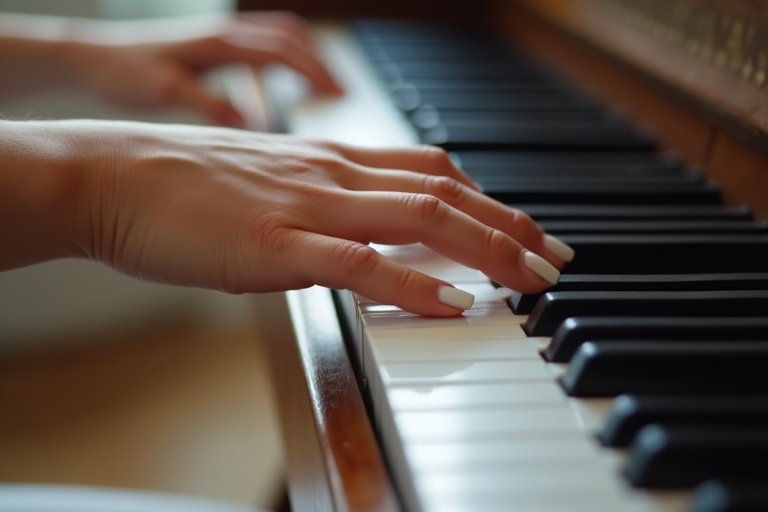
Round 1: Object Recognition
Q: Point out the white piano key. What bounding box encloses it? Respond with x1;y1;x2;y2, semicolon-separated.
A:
369;335;542;362
404;436;604;473
414;470;654;512
387;381;566;411
418;492;661;512
545;361;569;380
394;408;584;442
569;397;616;431
277;24;418;147
380;359;552;385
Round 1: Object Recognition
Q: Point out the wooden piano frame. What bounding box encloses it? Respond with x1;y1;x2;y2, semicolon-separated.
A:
244;1;768;510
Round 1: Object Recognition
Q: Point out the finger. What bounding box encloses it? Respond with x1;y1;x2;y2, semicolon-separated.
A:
309;191;560;294
222;30;344;95
162;68;245;127
351;170;574;267
290;231;474;316
330;143;482;192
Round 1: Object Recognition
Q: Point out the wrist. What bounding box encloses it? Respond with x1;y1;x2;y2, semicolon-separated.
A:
0;120;93;269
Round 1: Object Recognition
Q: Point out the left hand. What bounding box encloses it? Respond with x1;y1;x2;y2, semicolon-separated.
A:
66;12;343;127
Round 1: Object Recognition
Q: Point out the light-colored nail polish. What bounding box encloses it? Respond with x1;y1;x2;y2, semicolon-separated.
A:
438;286;475;310
544;234;575;262
523;250;560;285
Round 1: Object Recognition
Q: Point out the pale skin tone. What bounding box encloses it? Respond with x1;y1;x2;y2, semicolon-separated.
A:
0;12;571;317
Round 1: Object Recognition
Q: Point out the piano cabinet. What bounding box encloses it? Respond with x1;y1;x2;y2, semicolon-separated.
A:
242;1;768;511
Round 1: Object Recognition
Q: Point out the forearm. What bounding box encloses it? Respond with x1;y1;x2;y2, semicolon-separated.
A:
0;120;88;269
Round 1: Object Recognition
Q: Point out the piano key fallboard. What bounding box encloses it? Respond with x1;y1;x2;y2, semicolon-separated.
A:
266;20;768;512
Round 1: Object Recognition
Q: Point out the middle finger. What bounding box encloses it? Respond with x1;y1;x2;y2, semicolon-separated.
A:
347;167;574;267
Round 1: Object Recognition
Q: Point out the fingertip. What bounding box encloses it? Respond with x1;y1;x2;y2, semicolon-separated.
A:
543;234;575;263
521;249;560;286
437;285;475;310
314;76;345;97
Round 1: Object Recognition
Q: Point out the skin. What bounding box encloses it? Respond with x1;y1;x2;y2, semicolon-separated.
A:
0;12;567;317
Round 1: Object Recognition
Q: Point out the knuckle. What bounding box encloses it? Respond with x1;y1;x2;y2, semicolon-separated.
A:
293;153;351;183
484;228;512;255
401;193;449;223
418;145;453;171
503;209;532;233
251;213;294;256
503;209;541;240
394;267;420;294
424;175;465;204
332;242;380;277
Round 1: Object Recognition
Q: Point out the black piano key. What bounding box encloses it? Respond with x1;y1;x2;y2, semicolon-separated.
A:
518;204;753;221
512;273;768;315
413;109;608;132
376;62;546;84
538;220;768;235
524;290;768;337
386;75;551;91
422;122;656;151
392;83;578;111
391;83;592;115
624;425;768;488
560;341;768;397
598;394;768;447
454;150;676;170
558;234;768;274
458;155;686;181
402;91;598;113
366;44;522;64
469;170;697;183
689;480;768;512
483;182;720;204
544;316;768;362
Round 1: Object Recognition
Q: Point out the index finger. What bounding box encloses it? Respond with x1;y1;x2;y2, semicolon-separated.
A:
329;143;483;192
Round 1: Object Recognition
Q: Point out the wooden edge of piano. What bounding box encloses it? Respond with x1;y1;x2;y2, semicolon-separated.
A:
237;1;768;511
254;288;401;512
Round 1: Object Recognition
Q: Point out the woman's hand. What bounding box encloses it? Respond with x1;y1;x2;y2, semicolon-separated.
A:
1;120;573;317
0;12;342;126
67;12;343;127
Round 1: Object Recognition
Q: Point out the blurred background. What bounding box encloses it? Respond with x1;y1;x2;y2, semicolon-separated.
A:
0;0;286;510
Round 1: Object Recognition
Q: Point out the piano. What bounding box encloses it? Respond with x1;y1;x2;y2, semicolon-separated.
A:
239;1;768;510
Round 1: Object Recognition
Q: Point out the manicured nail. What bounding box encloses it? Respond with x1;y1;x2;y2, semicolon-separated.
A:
523;250;560;285
438;286;475;310
544;234;575;262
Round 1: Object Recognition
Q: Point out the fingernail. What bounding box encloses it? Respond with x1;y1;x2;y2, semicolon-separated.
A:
544;234;575;262
523;250;560;285
438;285;475;310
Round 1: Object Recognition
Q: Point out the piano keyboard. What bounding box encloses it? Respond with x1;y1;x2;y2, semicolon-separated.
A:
263;20;768;512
